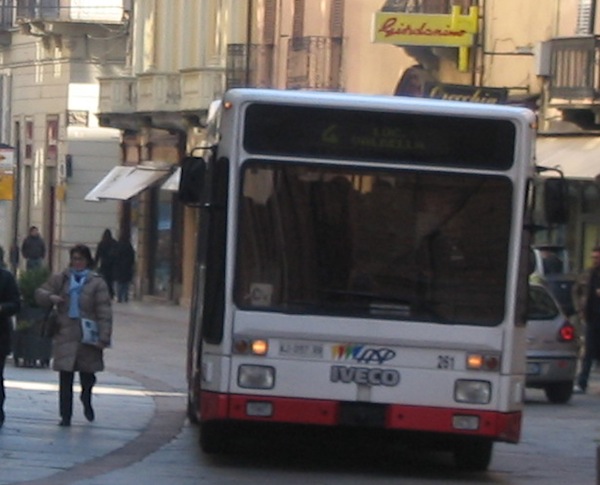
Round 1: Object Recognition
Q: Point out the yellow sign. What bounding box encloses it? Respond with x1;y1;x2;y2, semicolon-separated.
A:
372;6;478;47
0;173;13;200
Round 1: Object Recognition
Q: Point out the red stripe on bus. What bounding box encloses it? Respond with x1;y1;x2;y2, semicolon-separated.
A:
199;391;521;442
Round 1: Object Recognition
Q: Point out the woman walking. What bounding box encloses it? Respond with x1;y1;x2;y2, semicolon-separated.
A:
35;244;112;426
0;267;20;427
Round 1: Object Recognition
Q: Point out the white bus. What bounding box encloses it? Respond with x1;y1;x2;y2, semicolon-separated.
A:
180;89;564;471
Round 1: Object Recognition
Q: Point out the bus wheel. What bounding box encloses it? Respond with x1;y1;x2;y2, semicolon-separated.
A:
544;381;573;404
453;439;493;471
200;421;230;454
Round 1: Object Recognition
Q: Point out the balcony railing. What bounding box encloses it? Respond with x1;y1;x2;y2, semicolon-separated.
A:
16;0;127;23
380;0;473;13
98;76;136;114
286;36;343;91
547;36;600;105
137;73;181;113
226;43;275;89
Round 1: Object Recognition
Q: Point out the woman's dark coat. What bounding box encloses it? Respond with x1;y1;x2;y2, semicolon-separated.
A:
0;269;20;357
35;269;112;372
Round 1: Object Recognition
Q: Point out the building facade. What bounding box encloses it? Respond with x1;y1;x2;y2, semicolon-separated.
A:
97;0;415;305
373;0;600;272
1;0;128;272
6;0;597;305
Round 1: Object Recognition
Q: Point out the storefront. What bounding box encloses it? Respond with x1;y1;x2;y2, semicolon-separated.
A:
536;135;600;271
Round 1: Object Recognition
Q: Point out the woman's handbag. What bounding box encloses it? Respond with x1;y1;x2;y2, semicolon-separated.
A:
40;305;59;338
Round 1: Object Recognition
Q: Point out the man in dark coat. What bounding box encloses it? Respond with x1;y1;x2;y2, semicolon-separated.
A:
113;234;135;303
573;246;600;393
94;229;117;299
0;268;21;426
21;226;46;270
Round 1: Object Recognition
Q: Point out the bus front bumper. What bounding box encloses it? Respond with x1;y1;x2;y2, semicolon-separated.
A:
199;391;522;443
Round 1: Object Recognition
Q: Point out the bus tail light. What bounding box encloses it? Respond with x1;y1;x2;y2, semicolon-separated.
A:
238;365;275;389
466;353;500;371
454;380;491;404
233;338;269;356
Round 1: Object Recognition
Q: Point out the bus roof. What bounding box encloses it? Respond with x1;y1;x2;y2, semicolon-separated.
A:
224;88;536;123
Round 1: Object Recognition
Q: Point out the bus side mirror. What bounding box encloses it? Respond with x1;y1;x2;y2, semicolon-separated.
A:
178;156;206;206
544;177;568;225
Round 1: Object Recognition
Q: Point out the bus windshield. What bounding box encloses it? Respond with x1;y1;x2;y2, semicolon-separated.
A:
234;160;512;326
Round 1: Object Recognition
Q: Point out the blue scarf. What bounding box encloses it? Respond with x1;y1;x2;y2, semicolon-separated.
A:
68;269;89;318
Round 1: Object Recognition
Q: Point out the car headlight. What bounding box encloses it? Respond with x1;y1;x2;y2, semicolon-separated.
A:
454;379;491;404
238;365;275;389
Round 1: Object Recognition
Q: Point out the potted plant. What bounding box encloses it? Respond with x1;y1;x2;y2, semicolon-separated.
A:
12;267;52;367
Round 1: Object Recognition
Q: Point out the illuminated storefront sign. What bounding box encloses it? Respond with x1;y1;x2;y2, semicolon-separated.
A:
372;6;479;71
424;82;508;104
372;6;479;47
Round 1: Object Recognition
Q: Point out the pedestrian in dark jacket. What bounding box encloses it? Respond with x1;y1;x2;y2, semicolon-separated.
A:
113;234;135;303
94;229;117;299
0;268;21;427
573;245;600;393
21;226;46;270
35;244;112;427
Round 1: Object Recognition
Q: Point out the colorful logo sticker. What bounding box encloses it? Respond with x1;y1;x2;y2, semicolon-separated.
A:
332;344;396;365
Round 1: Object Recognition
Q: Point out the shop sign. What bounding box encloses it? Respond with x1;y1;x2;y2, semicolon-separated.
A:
0;147;14;200
424;82;508;104
372;6;478;47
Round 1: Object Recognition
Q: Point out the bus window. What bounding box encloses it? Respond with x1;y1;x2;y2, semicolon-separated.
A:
234;161;511;326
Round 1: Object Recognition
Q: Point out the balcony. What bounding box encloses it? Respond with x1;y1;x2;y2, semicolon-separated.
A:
545;36;600;126
286;36;343;91
98;76;136;114
180;67;225;113
380;0;473;13
137;72;181;113
97;76;137;130
16;0;128;23
226;43;275;89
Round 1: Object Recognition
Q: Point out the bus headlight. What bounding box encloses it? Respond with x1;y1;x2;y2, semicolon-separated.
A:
238;365;275;389
454;379;491;404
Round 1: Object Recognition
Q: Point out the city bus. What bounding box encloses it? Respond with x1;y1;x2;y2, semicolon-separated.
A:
179;88;562;471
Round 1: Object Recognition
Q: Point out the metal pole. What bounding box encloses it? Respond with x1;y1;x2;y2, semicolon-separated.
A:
245;0;253;86
11;138;20;274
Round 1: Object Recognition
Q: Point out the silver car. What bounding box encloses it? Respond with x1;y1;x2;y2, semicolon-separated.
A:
526;283;579;403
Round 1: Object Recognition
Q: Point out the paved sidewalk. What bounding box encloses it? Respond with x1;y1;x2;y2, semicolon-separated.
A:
0;301;190;485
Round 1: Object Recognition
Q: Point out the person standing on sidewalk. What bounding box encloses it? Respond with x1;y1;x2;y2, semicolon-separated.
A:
35;244;112;427
94;229;117;300
21;226;46;270
113;233;135;303
0;268;20;427
573;246;600;393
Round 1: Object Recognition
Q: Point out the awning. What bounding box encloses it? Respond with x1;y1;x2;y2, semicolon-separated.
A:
536;136;600;179
85;164;171;201
160;167;180;191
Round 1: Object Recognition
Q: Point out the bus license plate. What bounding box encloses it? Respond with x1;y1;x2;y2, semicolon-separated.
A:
527;362;541;375
339;402;386;427
279;340;324;359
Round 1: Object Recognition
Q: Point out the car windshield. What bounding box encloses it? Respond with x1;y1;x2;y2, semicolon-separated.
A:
234;160;513;326
527;285;559;320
